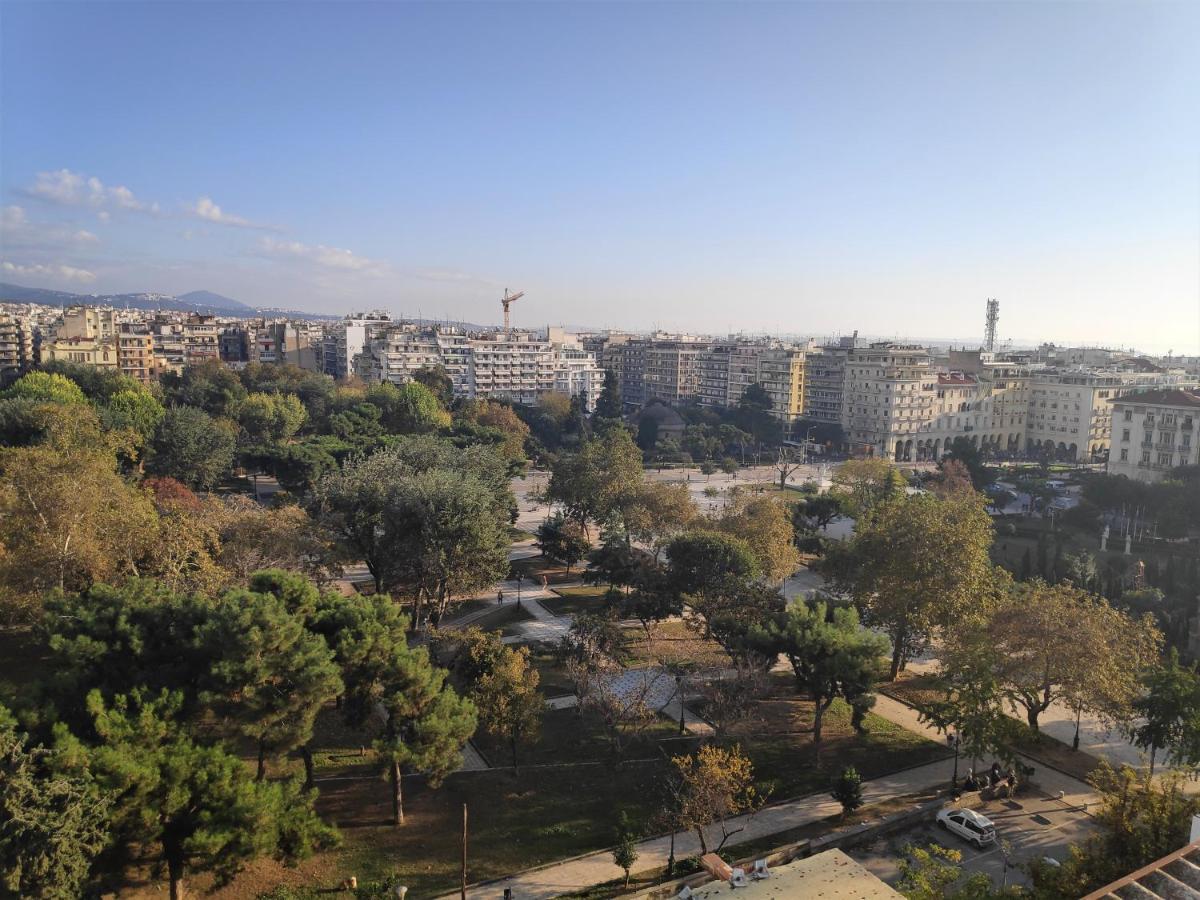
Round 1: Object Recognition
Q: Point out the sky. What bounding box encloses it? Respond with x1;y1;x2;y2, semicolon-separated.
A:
1;1;1198;353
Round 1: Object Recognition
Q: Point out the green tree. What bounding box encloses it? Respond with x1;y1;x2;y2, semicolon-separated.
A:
473;644;544;773
1;371;88;406
612;811;639;888
545;428;643;536
237;392;307;444
412;365;454;407
160;358;247;418
0;713;109;900
102;388;166;448
750;599;888;745
1128;650;1200;774
897;843;1003;900
716;495;799;582
830;766;863;819
202;589;343;783
595;369;622;420
366;381;450;434
148;405;237;490
830;458;906;516
827;492;995;681
948;579;1161;732
53;689;336;900
536;512;592;576
373;647;477;825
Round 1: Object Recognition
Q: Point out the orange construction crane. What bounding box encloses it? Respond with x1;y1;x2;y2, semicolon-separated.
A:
501;288;525;332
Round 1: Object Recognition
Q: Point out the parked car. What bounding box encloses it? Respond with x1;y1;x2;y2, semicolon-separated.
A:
936;808;997;848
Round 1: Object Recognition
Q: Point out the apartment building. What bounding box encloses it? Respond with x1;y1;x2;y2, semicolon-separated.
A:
467;334;557;406
697;343;732;408
357;325;472;397
1107;389;1200;482
42;306;120;371
552;343;606;410
803;344;851;427
757;347;806;424
842;343;935;458
117;324;157;383
0;313;34;383
321;311;391;378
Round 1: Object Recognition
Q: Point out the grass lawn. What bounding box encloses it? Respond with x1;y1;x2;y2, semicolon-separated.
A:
619;620;732;670
509;555;584;585
465;602;535;637
879;673;1103;784
542;584;616;617
728;693;949;802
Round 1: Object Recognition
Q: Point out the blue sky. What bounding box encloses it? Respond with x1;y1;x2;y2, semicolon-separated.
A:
2;1;1197;352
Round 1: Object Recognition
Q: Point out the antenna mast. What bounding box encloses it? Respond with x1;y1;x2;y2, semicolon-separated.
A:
984;298;999;352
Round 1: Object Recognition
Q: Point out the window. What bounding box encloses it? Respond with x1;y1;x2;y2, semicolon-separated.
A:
1158;452;1173;466
1120;449;1129;461
1142;450;1151;463
1124;410;1133;421
1121;429;1130;442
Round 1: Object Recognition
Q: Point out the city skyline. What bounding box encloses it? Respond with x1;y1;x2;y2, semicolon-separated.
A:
2;1;1198;352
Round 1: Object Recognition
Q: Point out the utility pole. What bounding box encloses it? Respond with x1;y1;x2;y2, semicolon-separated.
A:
461;803;468;900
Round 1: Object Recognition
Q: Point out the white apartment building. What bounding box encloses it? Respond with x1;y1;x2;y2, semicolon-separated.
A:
328;311;391;379
552;343;606;410
842;343;934;458
467;334;557;406
1107;389;1200;482
357;325;471;396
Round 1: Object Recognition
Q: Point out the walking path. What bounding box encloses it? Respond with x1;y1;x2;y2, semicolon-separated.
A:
439;757;961;900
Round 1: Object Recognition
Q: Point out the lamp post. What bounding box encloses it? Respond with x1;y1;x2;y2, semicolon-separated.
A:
675;674;686;736
516;574;523;608
947;732;961;793
804;426;816;467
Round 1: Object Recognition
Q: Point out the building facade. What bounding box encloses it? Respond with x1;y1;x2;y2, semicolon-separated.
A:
1107;389;1200;482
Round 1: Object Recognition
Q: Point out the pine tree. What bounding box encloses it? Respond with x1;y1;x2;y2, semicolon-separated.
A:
374;645;477;825
53;689;336;900
201;589;343;783
0;711;109;899
831;766;864;819
595;369;622;420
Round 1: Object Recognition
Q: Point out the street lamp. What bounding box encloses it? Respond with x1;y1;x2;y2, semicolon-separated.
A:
675;674;686;736
516;574;523;608
946;732;961;793
804;426;816;467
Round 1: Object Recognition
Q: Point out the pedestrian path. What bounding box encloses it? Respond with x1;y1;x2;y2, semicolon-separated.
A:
436;756;960;900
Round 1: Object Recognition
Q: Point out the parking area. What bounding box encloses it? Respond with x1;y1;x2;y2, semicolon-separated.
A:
848;795;1096;888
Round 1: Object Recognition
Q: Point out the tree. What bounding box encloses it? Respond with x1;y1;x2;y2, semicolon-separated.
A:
791;493;846;535
1030;762;1200;897
148;405;237;490
201;589;343;783
237;392;306;444
0;713;109;899
101;388;166;449
366;381;450;434
664;531;759;630
215;498;334;584
545;428;643;536
929;459;976;498
412;364;454;407
952;579;1162;732
897;843;1001;900
373;645;477;825
830;766;863;819
668;744;761;854
749;600;888;745
942;437;993;489
1128;651;1200;774
1;371;88;406
612;811;639;888
473;644;544;773
622;480;698;555
536;512;592;576
716;495;800;582
161;359;247;418
830;458;906;516
0;437;158;613
595;369;622;420
53;689;336;900
827;492;995;680
457;399;530;466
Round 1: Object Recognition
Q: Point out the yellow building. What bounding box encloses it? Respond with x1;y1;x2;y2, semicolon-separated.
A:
757;347;806;424
42;334;119;370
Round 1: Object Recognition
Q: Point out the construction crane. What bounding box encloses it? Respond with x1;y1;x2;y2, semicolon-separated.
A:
501;288;525;332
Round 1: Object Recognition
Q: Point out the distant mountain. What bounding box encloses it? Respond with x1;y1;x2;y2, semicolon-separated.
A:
0;282;337;320
178;290;255;312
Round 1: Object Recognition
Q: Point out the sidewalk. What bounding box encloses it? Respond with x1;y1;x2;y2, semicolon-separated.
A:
438;756;960;900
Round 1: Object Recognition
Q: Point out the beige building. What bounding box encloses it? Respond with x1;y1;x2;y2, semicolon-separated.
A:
117;325;157;383
1106;389;1200;482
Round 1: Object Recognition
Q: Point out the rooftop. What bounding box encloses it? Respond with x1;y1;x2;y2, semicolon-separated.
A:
684;849;902;899
1110;389;1200;408
1084;839;1200;899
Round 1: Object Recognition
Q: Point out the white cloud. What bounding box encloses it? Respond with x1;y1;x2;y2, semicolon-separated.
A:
0;205;102;248
97;211;111;223
257;236;388;275
1;260;97;284
28;168;156;213
190;195;264;228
